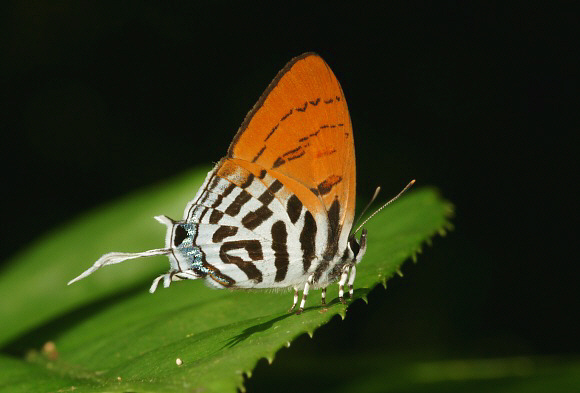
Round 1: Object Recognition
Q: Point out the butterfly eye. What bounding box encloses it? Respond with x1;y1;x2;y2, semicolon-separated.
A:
173;225;188;247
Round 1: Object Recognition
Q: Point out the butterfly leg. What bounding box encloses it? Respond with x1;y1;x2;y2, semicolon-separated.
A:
347;265;357;298
288;288;299;312
340;228;367;301
296;274;314;315
321;287;327;306
149;269;202;293
338;266;350;304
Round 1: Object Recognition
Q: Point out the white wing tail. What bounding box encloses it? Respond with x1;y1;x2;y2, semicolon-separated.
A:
67;248;172;286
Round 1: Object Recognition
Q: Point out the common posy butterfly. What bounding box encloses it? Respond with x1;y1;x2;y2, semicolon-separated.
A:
68;53;413;313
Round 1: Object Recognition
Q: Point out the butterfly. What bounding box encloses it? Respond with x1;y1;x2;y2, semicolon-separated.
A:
69;53;412;314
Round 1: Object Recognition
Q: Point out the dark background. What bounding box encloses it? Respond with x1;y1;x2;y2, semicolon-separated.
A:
1;1;576;390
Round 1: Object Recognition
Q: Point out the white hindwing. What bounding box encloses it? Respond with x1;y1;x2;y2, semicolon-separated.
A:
182;161;335;289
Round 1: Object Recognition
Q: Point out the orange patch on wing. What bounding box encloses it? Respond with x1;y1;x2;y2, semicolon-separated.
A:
227;53;356;226
315;148;337;158
315;175;343;196
216;158;238;178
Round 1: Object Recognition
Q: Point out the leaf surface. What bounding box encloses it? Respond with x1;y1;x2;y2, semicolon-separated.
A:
0;167;452;392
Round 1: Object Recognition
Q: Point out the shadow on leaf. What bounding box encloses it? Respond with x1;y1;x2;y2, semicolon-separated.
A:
1;280;151;356
224;313;295;348
224;287;370;349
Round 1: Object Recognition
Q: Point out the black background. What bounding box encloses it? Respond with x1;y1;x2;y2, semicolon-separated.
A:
1;1;576;390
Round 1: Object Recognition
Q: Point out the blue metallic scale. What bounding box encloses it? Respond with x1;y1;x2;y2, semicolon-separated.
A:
174;223;233;287
175;223;203;270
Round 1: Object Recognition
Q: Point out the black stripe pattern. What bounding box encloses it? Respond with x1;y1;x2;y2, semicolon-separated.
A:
286;195;302;224
212;226;238;243
271;221;289;282
219;240;264;283
186;181;236;287
209;210;223;224
225;190;251;216
313;198;341;281
300;211;317;273
240;180;283;230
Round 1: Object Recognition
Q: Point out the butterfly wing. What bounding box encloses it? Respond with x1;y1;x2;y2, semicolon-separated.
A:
229;53;356;258
181;160;317;288
184;53;356;288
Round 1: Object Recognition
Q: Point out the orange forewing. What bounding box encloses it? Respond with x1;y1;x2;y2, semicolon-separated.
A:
228;53;356;228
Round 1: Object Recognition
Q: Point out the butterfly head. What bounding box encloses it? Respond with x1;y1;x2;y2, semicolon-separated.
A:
155;215;206;277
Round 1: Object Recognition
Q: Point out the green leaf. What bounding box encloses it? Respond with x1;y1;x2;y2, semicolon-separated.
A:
0;167;451;392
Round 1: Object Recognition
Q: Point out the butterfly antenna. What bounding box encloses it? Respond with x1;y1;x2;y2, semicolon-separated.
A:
351;186;382;235
354;179;416;235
